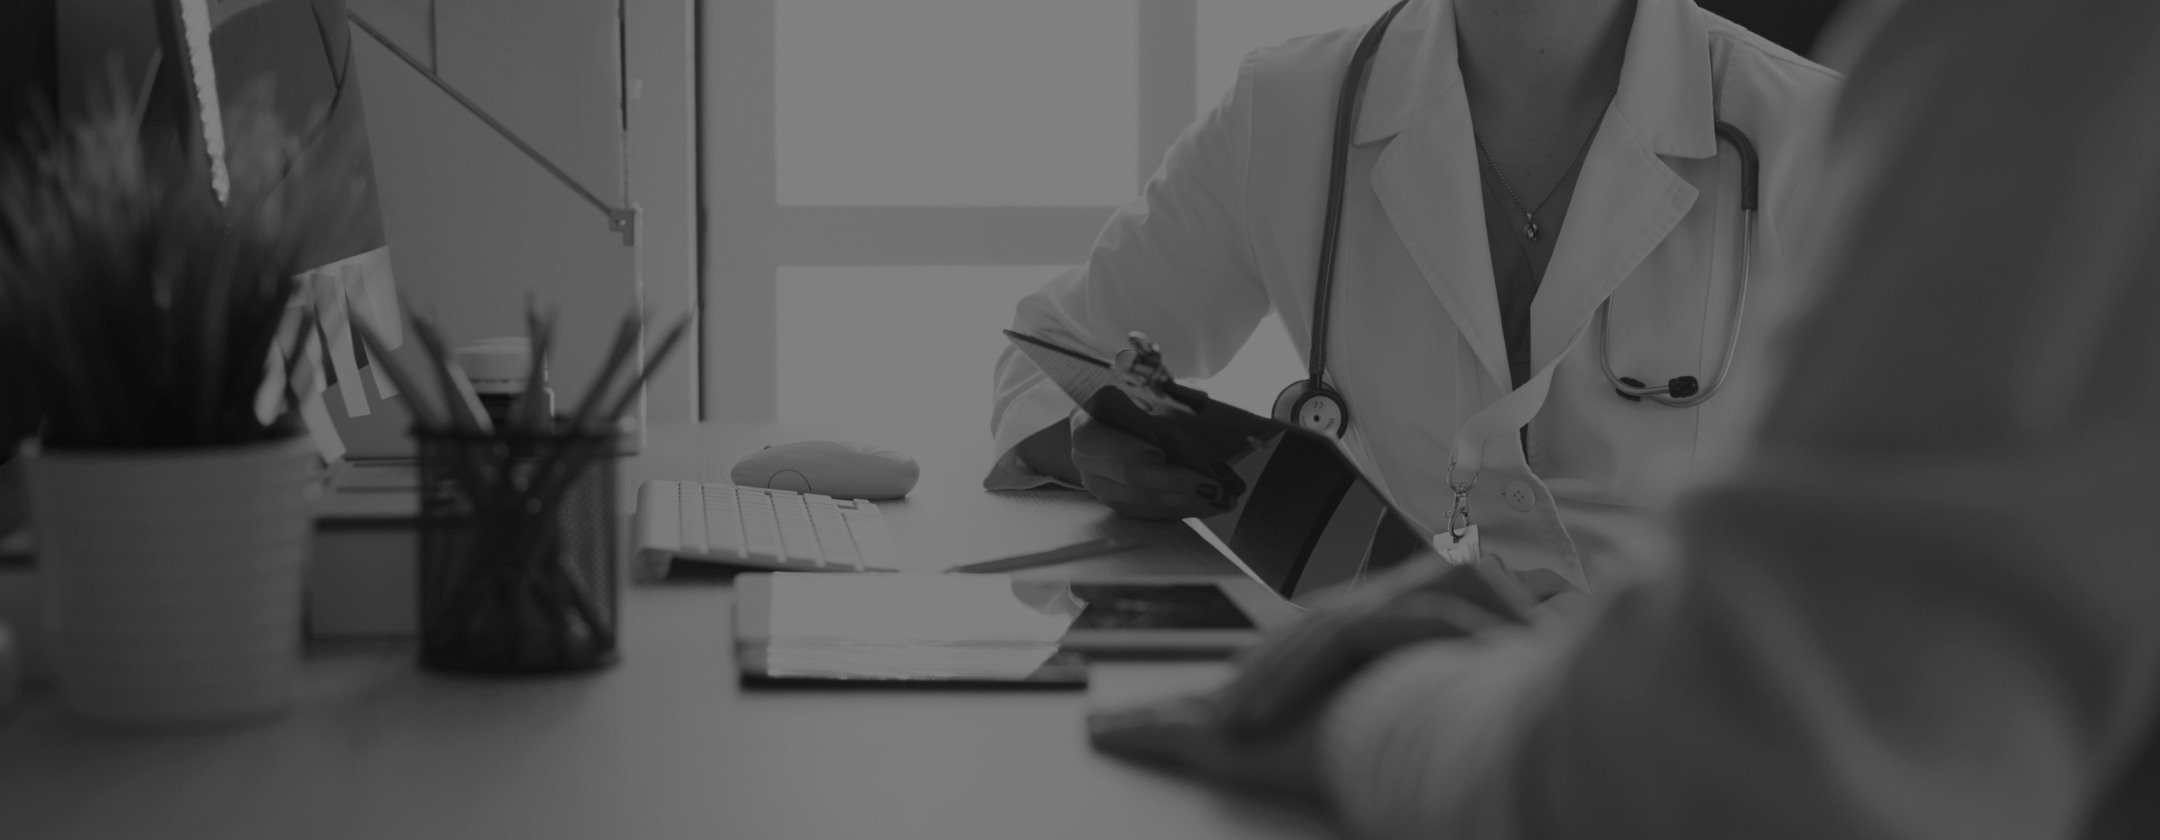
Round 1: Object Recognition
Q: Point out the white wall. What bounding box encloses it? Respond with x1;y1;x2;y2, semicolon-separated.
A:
346;24;633;437
341;0;698;454
703;0;1341;442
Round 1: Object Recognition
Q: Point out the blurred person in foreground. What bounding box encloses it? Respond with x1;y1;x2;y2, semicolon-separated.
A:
1088;0;2160;837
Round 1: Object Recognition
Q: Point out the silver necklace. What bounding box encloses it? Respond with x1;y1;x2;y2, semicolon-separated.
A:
1473;111;1607;243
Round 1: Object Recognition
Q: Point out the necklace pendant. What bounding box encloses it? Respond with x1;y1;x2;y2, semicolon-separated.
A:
1522;218;1540;241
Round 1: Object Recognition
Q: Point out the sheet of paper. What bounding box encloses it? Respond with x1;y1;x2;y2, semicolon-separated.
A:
253;305;298;425
283;313;346;463
334;462;420;492
767;573;1080;644
297;305;325;398
300;392;347;464
345;251;403;399
761;643;1064;681
314;271;370;418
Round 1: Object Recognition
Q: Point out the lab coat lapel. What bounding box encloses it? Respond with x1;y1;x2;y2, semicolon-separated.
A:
1369;97;1513;391
1527;0;1715;370
1527;118;1699;370
1352;0;1719;387
1357;0;1512;390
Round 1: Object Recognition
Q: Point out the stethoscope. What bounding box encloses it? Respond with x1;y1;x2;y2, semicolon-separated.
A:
1273;0;1761;438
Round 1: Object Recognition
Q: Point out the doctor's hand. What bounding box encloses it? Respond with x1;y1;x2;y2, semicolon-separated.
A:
1087;558;1532;795
1067;409;1236;521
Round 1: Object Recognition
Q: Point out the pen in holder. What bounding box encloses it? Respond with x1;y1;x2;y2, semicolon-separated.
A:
416;428;619;672
357;300;688;674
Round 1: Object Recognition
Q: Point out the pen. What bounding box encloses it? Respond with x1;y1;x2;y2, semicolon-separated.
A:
946;537;1145;575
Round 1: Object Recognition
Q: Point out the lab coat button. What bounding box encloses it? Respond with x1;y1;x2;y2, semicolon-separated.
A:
1503;480;1536;512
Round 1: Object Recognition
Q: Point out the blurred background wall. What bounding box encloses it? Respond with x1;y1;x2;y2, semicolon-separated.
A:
705;0;1847;457
1702;0;1847;55
2;0;1842;462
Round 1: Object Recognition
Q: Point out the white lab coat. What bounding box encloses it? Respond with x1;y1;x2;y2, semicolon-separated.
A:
990;0;1841;592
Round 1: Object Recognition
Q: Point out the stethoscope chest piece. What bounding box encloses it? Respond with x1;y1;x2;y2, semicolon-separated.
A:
1274;380;1349;437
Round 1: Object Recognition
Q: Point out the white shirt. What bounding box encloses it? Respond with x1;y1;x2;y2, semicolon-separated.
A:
988;0;1840;593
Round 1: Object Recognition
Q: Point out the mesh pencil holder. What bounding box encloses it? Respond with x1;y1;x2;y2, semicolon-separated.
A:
416;429;620;674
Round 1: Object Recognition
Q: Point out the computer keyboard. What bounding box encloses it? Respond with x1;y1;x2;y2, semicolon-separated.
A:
634;480;905;578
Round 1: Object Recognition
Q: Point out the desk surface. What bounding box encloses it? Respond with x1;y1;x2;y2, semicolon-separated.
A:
0;424;1336;840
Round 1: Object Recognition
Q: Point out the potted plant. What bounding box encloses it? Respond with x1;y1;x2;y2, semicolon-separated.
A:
0;87;357;728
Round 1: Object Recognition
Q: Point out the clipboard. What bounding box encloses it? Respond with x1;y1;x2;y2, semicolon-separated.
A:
1004;329;1282;497
1004;329;1458;601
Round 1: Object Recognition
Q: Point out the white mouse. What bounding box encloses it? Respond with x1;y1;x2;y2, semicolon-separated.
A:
730;440;919;500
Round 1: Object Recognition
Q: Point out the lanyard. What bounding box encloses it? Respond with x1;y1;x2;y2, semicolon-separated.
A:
1442;323;1591;549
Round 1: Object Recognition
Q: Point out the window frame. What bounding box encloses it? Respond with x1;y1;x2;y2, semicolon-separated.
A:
698;0;1197;421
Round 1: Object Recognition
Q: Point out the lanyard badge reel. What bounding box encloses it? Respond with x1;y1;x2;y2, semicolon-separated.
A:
1437;465;1480;566
1431;325;1589;570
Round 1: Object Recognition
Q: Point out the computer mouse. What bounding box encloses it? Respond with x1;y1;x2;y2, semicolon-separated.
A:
730;440;919;500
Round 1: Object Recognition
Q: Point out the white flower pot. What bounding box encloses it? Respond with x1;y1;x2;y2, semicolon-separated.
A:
25;436;315;729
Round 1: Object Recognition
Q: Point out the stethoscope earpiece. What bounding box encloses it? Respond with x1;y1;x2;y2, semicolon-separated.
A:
1613;375;1701;403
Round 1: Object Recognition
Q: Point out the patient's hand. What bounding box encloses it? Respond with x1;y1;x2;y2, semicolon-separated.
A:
1086;558;1531;796
1086;689;1328;803
1217;558;1530;734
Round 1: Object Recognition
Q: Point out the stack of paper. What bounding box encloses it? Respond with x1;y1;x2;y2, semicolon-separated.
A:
753;574;1085;680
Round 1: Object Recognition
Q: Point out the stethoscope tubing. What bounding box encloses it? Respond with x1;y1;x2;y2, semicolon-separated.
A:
1303;0;1407;393
1598;204;1753;407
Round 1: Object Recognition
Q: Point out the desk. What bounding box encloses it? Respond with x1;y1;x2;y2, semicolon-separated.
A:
0;424;1337;840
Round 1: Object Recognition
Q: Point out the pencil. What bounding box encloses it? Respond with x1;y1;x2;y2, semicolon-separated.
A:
946;537;1145;575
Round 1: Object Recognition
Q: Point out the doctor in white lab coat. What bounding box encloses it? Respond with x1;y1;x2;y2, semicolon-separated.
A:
1087;2;2160;836
989;0;1840;592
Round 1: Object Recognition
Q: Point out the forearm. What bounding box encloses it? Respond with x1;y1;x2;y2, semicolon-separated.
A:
1318;437;2160;840
986;336;1084;490
1320;628;1563;839
1014;420;1080;486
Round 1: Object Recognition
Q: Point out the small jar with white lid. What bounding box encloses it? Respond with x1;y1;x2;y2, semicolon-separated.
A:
457;337;553;429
